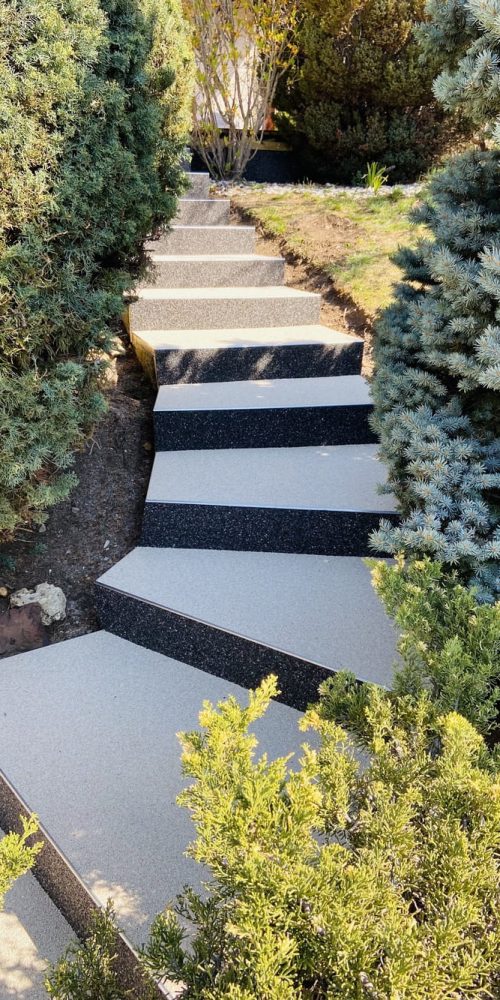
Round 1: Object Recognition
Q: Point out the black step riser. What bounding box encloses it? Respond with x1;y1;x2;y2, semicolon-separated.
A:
95;584;349;712
152;342;363;385
141;503;397;555
154;405;376;450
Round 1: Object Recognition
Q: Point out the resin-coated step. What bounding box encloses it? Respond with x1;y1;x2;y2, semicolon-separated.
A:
96;548;397;705
153;375;375;448
0;632;303;945
129;286;321;332
184;172;210;199
132;325;363;385
141;444;397;554
175;198;230;226
0;857;74;1000
145;224;255;255
143;253;285;288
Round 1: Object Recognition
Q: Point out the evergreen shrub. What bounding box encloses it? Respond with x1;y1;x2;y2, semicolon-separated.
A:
277;0;466;183
45;902;127;1000
0;0;191;535
371;0;500;601
140;676;500;998
0;815;42;908
370;556;500;735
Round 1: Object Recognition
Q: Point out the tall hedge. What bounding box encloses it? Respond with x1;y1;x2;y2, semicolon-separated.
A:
371;0;500;601
277;0;465;183
0;0;191;535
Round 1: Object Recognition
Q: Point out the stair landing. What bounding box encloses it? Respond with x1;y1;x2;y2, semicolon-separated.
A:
0;631;305;946
0;856;74;999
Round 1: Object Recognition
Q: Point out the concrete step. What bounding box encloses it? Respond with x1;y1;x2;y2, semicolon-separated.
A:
96;548;397;705
141;444;397;555
129;286;321;332
153;375;375;449
0;632;303;946
146;224;255;256
184;172;211;199
132;325;364;385
0;856;74;1000
176;198;230;226
144;254;285;288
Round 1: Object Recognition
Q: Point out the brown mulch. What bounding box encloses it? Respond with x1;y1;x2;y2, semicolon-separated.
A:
0;334;155;656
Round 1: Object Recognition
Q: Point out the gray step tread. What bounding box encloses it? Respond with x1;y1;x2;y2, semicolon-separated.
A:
135;324;361;352
171;224;254;233
149;253;284;263
0;632;302;944
98;548;396;687
135;285;320;302
0;854;75;999
154;374;370;411
146;444;395;512
177;197;229;207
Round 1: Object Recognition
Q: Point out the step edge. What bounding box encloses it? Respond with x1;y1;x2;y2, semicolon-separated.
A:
133;286;322;300
153;398;373;414
0;767;169;999
143;496;398;515
148;254;285;263
96;578;387;686
132;327;364;346
170;224;255;232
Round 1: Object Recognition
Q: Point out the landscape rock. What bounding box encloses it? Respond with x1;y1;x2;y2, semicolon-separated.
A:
11;582;67;625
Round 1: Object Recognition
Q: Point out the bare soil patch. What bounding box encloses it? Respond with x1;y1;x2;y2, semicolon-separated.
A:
232;203;375;374
0;335;155;656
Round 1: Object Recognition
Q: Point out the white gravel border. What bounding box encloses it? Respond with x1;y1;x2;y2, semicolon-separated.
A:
214;180;424;199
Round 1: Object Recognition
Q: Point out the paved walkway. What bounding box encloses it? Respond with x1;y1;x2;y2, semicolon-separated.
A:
1;174;398;983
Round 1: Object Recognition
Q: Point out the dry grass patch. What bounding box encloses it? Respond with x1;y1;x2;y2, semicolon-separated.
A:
231;188;425;317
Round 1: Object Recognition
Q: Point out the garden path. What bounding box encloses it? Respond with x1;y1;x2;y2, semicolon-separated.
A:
0;175;398;996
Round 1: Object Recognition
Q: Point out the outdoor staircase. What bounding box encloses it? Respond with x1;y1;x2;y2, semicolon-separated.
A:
0;173;399;994
102;171;398;704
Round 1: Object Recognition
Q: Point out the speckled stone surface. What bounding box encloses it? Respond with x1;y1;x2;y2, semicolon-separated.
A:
175;198;230;226
0;771;160;998
143;254;285;289
184;173;210;199
141;444;397;553
0;633;305;943
0;850;74;1000
154;400;375;449
155;374;371;411
145;224;255;255
130;286;321;332
153;375;373;449
141;501;397;555
146;444;393;508
130;325;363;384
96;547;397;698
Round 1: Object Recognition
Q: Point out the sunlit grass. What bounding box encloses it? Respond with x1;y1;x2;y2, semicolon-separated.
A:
232;188;426;316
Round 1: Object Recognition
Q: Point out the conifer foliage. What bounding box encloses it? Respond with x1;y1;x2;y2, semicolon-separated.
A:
0;0;191;535
0;815;42;909
371;0;500;600
141;677;500;999
278;0;463;183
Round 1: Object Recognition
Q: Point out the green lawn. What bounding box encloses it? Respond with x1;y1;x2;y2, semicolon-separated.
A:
231;188;426;316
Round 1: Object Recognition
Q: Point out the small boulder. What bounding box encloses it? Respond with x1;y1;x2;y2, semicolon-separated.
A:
11;582;67;625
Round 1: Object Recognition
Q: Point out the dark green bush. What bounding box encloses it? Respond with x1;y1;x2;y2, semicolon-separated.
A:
140;676;500;998
277;0;467;183
0;0;191;535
